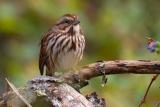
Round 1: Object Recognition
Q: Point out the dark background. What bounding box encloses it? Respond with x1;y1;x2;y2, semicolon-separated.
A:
0;0;160;106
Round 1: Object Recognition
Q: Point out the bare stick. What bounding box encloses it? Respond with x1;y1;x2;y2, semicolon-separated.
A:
1;60;160;107
63;60;160;84
138;74;159;107
5;78;32;107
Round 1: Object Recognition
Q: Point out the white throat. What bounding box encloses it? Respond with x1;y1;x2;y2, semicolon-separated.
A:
73;24;80;33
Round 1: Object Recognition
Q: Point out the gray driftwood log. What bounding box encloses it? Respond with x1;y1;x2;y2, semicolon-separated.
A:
1;60;160;107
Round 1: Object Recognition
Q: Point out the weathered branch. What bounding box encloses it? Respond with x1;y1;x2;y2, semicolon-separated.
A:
1;60;160;107
0;76;105;107
63;60;160;88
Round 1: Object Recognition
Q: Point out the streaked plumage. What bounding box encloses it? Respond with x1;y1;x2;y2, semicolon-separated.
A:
39;14;85;76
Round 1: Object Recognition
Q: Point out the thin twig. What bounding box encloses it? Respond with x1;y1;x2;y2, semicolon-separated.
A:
5;78;32;107
138;74;159;107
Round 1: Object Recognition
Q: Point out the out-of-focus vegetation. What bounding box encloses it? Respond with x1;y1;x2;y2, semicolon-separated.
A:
0;0;160;106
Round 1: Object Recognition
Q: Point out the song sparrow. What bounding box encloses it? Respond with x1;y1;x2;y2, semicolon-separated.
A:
39;14;85;76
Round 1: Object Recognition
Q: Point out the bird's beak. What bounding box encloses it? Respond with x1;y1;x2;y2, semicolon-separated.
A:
73;20;80;25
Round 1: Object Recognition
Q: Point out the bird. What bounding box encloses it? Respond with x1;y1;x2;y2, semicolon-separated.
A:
39;14;85;76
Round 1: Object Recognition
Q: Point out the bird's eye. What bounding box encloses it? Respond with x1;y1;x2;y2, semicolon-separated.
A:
64;20;70;24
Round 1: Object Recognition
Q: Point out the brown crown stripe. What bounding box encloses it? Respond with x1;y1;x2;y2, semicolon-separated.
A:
63;14;78;20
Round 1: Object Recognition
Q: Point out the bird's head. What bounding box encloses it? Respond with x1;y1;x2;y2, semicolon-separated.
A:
55;14;81;34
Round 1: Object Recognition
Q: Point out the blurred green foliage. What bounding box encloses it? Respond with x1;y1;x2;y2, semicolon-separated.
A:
0;0;160;107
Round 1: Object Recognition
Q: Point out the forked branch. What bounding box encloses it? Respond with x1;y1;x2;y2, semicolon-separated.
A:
1;60;160;107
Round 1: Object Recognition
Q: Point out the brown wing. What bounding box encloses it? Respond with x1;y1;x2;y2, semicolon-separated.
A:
39;28;57;75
